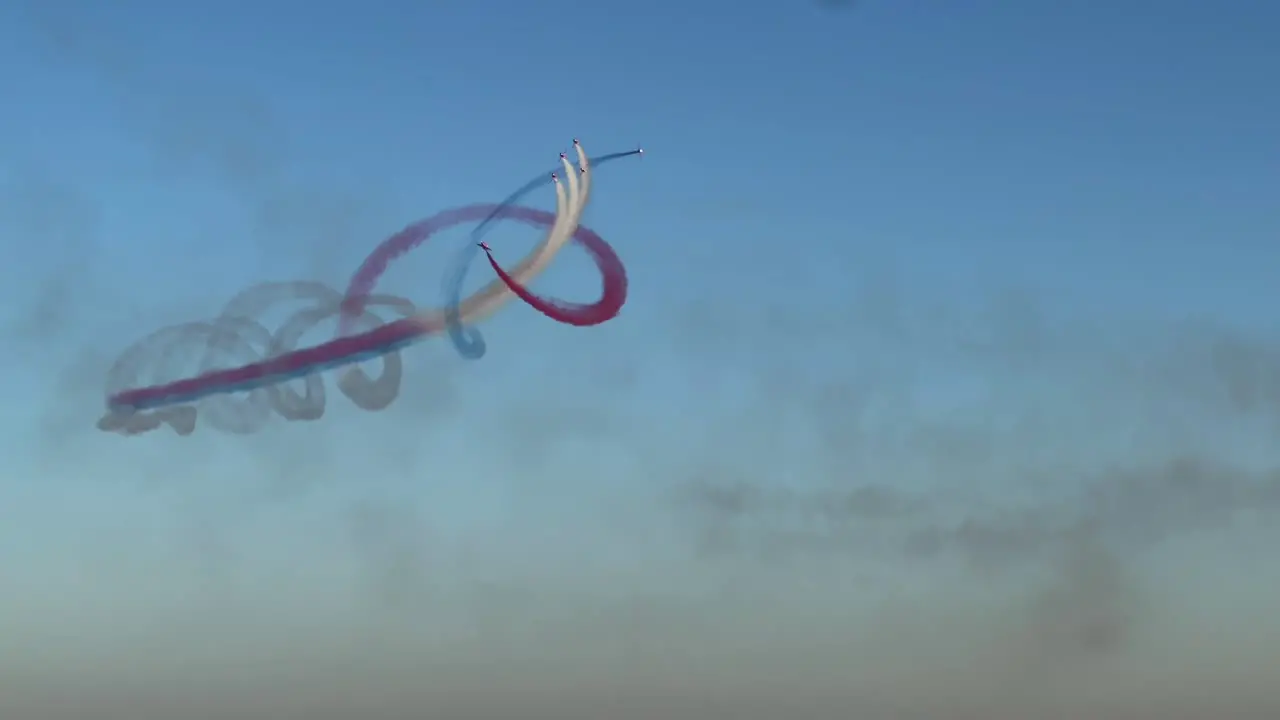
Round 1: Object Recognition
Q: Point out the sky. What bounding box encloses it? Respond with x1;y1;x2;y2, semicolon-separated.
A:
0;0;1278;717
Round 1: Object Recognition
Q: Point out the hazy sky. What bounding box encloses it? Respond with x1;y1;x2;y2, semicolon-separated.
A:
1;1;1278;718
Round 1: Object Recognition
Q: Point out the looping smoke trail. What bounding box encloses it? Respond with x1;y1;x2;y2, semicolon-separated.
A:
442;146;643;359
96;282;420;436
98;141;630;437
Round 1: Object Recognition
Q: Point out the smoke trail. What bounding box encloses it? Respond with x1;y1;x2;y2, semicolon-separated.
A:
480;225;628;326
339;149;586;337
96;142;637;436
444;147;643;358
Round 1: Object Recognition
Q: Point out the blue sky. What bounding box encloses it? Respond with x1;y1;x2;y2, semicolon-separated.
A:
1;1;1278;717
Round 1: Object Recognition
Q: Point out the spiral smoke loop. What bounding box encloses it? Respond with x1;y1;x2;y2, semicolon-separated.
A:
96;144;597;437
